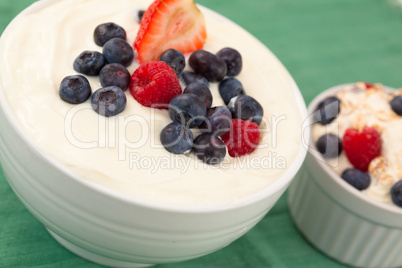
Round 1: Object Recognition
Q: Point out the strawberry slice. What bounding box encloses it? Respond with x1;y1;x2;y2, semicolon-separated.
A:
135;0;207;63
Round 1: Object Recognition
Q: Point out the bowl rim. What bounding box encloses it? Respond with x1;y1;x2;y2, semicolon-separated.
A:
307;82;402;215
0;0;309;213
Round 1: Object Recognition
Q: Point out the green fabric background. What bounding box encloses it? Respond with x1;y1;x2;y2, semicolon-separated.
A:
1;0;402;267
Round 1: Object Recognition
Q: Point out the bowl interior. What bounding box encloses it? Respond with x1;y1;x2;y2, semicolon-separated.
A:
0;0;309;213
307;83;402;215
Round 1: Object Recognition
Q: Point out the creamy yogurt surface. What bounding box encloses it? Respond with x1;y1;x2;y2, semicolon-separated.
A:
312;83;402;205
0;0;303;206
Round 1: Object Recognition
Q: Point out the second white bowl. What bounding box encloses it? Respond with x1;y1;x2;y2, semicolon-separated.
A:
288;84;402;268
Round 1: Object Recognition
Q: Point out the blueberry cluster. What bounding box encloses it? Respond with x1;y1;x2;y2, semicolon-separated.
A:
185;48;264;126
314;93;402;207
160;67;229;164
314;96;368;190
160;47;263;165
59;22;133;117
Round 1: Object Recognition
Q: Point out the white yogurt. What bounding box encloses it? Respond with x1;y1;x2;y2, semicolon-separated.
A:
312;84;402;204
0;0;303;206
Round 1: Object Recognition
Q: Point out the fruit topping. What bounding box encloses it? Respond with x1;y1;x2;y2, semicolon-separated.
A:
363;82;375;89
94;22;126;47
158;49;186;77
314;96;341;125
183;82;212;109
316;134;342;158
160;121;193;154
390;95;402;116
188;50;227;82
221;119;260;157
103;38;134;67
342;126;382;172
341;168;371;190
228;95;264;126
391;180;402;207
219;78;245;105
73;50;106;76
59;75;91;104
100;63;131;91
91;86;127;117
216;47;242;76
181;71;209;86
199;106;232;136
129;61;182;108
168;93;206;128
134;0;207;63
193;133;226;165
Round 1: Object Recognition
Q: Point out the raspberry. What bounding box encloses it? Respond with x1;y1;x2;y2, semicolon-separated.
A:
364;82;375;89
221;119;260;157
342;126;382;172
355;82;376;90
129;61;182;108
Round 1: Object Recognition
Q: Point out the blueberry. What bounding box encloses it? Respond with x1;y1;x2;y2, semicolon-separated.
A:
59;75;91;104
73;51;106;76
159;49;186;77
199;106;232;136
94;22;126;47
189;50;227;82
316;134;342;158
99;63;131;91
229;95;264;126
181;71;209;86
341;168;370;190
314;96;341;125
216;47;242;76
169;93;206;128
193;133;226;165
160;121;193;154
103;38;134;67
219;78;245;105
137;10;145;23
91;86;126;117
391;180;402;207
183;82;212;109
390;95;402;116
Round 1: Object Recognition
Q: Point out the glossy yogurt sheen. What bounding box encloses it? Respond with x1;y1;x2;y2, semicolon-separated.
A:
0;0;302;206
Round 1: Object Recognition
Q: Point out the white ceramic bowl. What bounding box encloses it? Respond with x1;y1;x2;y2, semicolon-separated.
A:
288;84;402;268
0;1;308;267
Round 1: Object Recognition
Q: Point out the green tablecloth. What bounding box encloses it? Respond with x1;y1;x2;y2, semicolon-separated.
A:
1;0;402;267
